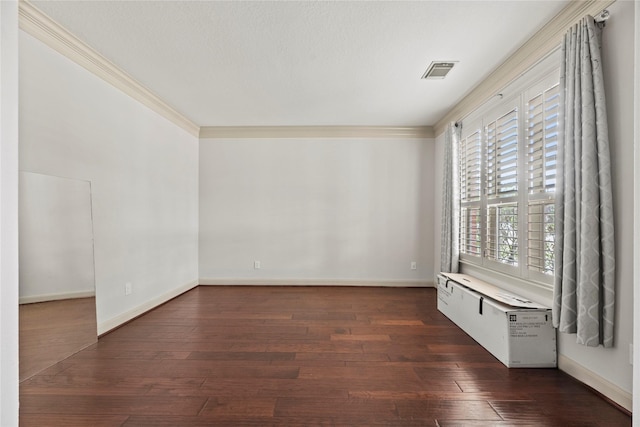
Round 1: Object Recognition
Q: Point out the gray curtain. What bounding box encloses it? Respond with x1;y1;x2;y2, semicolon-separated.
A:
553;16;615;347
440;123;460;273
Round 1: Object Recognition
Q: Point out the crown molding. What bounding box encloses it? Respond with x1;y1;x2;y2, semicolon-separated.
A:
199;126;434;139
17;0;433;141
434;0;616;136
18;0;200;137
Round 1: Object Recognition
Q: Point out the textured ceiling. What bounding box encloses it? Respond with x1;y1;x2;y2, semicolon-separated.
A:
31;1;570;127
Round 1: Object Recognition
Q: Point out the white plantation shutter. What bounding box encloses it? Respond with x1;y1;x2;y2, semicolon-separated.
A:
527;202;555;273
485;108;519;266
486;203;519;265
486;109;518;198
460;131;482;203
460;207;481;257
526;83;559;274
527;83;559;195
459;129;482;257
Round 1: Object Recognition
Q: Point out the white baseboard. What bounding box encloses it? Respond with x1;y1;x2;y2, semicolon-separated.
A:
558;354;632;412
198;278;434;287
97;280;198;336
19;290;95;305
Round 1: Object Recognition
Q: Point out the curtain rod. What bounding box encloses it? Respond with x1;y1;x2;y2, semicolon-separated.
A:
453;9;609;129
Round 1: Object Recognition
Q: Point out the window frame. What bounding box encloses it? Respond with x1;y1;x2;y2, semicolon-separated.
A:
457;52;560;290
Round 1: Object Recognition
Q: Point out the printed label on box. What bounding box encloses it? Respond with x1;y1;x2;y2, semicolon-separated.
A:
508;314;549;339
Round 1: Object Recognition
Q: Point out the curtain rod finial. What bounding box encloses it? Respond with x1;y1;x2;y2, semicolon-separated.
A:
595;9;609;23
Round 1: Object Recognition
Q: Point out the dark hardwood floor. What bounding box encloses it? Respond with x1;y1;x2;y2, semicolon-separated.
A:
19;286;631;426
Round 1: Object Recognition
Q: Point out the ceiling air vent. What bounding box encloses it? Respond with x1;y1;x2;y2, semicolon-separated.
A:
422;61;457;79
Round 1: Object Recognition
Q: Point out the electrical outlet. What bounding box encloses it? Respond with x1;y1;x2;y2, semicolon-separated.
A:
410;261;417;270
254;260;261;269
125;282;132;296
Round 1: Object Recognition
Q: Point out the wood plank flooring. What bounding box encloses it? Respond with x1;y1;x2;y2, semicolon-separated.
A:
19;297;97;381
19;286;631;426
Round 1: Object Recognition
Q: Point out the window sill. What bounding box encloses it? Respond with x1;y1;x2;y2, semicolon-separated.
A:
456;260;553;307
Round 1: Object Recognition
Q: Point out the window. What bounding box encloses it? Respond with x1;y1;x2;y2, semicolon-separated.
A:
526;82;559;276
485;108;519;265
459;130;481;257
458;65;559;286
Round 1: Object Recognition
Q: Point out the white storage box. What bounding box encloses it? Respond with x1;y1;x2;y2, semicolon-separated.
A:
437;273;556;368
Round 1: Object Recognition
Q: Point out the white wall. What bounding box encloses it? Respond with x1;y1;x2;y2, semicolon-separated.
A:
200;137;435;285
433;0;635;410
19;31;199;334
0;1;19;425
